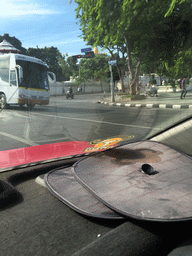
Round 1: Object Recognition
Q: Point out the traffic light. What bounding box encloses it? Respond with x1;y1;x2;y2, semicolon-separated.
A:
72;54;83;61
85;51;95;58
72;52;94;60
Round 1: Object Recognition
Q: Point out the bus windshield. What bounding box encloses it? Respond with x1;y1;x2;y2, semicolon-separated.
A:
16;60;49;90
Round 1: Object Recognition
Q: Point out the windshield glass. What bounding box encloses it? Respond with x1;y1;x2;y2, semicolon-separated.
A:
0;1;191;157
16;60;49;90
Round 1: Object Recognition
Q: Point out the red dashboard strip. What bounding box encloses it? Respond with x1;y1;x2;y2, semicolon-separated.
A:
0;141;89;169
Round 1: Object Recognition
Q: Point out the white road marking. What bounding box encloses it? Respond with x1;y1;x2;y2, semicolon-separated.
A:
29;112;160;130
146;104;153;108
172;105;181;109
24;121;31;142
159;104;166;108
0;131;38;146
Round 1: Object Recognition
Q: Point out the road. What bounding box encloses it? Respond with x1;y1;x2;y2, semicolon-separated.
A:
0;93;191;151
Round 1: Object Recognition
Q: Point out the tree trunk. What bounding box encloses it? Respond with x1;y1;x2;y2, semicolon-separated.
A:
117;66;125;92
120;68;125;92
136;63;140;93
100;81;103;92
130;61;140;95
120;73;125;92
130;83;136;95
124;33;136;95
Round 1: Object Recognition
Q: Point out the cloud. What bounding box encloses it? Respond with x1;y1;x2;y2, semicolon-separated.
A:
53;38;83;46
22;35;83;49
35;38;83;48
0;0;60;17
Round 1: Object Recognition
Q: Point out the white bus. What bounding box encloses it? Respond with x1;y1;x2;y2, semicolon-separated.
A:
0;53;56;109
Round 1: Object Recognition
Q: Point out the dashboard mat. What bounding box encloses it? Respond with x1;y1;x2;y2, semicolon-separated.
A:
72;141;192;222
44;167;123;219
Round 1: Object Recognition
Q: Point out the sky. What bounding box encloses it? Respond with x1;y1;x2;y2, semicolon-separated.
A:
0;0;93;56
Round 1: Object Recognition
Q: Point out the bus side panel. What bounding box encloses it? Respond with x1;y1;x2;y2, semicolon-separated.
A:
18;87;50;105
0;55;19;104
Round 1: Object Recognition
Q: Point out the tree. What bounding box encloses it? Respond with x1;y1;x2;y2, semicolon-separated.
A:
27;46;64;81
58;53;71;81
165;0;191;16
75;0;192;95
66;56;79;78
73;54;109;89
160;48;192;80
173;49;192;78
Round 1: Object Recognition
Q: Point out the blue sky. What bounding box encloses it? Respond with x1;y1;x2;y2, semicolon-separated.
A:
0;0;93;56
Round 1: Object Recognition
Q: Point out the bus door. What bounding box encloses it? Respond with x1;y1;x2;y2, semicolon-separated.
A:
8;69;18;103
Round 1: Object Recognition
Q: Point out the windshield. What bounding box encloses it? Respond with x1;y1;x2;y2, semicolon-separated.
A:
16;60;49;90
0;0;190;156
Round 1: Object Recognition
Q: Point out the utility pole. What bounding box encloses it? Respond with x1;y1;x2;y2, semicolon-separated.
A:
109;65;115;102
108;60;117;103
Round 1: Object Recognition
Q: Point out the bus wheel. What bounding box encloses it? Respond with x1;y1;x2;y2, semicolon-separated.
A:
0;94;6;109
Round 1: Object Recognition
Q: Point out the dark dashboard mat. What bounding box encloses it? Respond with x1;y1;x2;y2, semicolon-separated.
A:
45;167;123;219
73;141;192;222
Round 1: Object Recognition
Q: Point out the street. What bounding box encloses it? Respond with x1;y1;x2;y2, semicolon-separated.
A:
0;92;192;151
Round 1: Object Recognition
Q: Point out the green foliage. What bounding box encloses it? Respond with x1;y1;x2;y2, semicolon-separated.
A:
165;0;190;17
172;49;192;78
150;79;157;85
75;0;192;94
75;54;109;84
157;47;192;80
58;54;79;81
75;0;192;95
73;77;81;86
169;79;176;87
186;78;190;84
27;46;64;81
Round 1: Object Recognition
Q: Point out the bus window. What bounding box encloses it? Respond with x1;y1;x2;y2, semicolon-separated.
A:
0;58;10;83
0;69;9;83
10;70;17;86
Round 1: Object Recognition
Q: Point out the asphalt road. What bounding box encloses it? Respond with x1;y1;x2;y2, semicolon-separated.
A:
0;93;192;151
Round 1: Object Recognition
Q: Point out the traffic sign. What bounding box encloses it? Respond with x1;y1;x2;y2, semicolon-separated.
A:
81;47;92;53
85;51;94;58
108;60;117;66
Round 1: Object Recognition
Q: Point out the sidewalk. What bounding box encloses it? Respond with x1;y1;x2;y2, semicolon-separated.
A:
98;91;192;109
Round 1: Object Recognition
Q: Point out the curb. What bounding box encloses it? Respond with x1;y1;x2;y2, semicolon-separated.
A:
97;101;192;109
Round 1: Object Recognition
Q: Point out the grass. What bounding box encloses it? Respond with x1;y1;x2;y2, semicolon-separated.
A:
118;94;146;101
116;92;129;96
